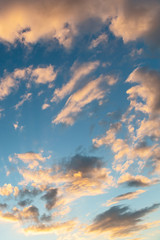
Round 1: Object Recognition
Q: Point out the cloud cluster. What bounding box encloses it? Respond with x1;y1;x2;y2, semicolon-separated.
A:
19;154;113;198
0;0;159;47
0;65;57;100
10;151;47;169
0;184;19;197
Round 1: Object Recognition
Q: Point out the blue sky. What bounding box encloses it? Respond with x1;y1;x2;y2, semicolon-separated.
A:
0;0;160;239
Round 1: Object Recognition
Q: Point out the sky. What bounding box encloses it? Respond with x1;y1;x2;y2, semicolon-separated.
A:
0;0;160;239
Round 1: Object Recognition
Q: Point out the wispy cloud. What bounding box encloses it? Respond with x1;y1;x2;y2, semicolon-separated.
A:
105;190;146;206
89;33;108;49
53;75;108;125
51;61;99;102
15;92;32;110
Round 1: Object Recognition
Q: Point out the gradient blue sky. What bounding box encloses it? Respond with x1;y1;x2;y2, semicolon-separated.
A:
0;0;160;239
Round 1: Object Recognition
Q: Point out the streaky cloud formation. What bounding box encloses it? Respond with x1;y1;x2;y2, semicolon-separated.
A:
88;204;160;238
105;189;146;206
53;75;113;125
52;61;100;102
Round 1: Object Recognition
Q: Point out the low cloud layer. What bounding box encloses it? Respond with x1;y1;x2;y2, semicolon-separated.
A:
0;0;160;47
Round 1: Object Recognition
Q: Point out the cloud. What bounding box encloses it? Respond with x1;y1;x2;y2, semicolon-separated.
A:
52;75;108;125
118;173;159;187
18;199;32;207
24;220;77;234
19;168;54;189
110;0;160;46
126;67;160;116
0;205;39;223
19;205;39;222
18;154;113;200
0;74;18;100
12;151;46;169
89;33;108;49
51;61;99;102
0;0;159;47
0;0;114;46
15;92;32;110
0;184;19;196
13;121;24;131
93;122;121;147
41;188;58;210
136;119;160;140
0;65;57;100
18;187;42;199
0;203;8;209
66;154;103;176
88;204;160;238
42;103;50;110
60;154;113;199
30;65;57;84
106;189;146;206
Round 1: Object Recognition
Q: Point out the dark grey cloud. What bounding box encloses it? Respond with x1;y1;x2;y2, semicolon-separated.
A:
124;179;159;188
18;199;32;207
126;180;151;187
88;204;160;237
41;188;58;210
0;203;8;209
66;154;103;177
18;187;42;198
40;213;52;222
